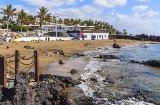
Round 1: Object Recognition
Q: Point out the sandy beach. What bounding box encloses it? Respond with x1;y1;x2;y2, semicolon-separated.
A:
0;39;160;74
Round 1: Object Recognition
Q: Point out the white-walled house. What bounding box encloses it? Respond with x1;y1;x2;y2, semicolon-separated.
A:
67;31;109;40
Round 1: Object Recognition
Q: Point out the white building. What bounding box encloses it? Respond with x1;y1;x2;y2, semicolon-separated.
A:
67;30;109;40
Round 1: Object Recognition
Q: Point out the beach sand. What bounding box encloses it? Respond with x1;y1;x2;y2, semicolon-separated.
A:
0;39;159;74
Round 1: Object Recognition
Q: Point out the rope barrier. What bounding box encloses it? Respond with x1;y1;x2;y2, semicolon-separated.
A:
18;61;34;72
7;60;15;63
7;64;15;70
6;54;15;58
25;63;35;72
19;59;35;66
18;53;35;60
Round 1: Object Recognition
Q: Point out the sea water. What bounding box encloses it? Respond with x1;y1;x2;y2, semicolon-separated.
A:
77;44;160;105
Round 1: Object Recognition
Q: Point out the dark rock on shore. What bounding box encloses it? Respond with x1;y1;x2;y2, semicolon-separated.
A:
70;69;78;75
144;60;160;67
113;43;121;48
73;52;86;57
110;34;160;42
129;60;160;67
135;90;147;101
100;54;119;59
0;72;75;105
89;77;98;82
59;60;64;65
73;96;95;105
24;45;34;49
39;74;75;87
129;60;142;64
94;54;119;59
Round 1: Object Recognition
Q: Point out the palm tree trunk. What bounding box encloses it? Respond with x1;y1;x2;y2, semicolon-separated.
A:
27;25;29;36
21;25;22;36
7;22;9;35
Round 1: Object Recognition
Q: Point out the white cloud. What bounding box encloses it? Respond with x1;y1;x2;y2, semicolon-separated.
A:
93;0;127;8
50;5;103;20
141;10;159;18
132;5;159;18
21;0;76;7
136;0;151;2
13;5;30;14
132;5;148;13
106;11;160;35
79;0;85;2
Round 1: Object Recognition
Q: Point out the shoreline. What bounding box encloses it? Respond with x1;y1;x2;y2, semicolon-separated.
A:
1;40;160;104
69;43;160;105
1;39;160;74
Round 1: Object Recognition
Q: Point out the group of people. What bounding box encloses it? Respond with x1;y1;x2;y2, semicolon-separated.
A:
38;37;50;41
45;37;50;41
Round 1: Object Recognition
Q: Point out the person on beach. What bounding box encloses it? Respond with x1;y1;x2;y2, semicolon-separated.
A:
45;37;47;41
48;37;50;41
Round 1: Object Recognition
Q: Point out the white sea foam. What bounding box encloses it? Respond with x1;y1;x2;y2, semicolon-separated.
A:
117;98;155;105
77;49;156;105
77;60;106;97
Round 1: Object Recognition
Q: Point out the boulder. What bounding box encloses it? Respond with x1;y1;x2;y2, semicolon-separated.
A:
89;77;98;82
113;43;121;48
144;60;160;67
70;69;78;75
59;60;64;65
0;72;74;104
99;54;119;59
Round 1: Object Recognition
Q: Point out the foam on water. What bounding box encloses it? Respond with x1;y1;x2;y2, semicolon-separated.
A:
77;46;158;105
77;60;106;97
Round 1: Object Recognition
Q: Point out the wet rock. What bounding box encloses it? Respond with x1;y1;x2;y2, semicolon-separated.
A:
113;43;121;48
73;52;86;57
74;96;95;105
89;77;98;82
93;91;105;98
108;80;115;84
0;72;74;105
59;60;64;65
140;45;148;48
97;70;101;73
129;60;142;64
108;98;116;104
135;90;147;101
144;60;160;67
77;78;86;83
94;54;119;59
70;69;78;75
130;60;160;67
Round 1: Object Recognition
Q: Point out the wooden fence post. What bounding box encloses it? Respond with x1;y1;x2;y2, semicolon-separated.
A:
15;50;19;74
0;56;7;87
34;51;39;82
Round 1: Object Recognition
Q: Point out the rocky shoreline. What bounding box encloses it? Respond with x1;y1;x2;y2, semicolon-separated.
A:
1;43;160;105
0;72;76;105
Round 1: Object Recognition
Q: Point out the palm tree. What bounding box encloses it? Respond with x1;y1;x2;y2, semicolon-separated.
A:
64;18;70;26
123;29;127;35
115;30;121;35
0;4;17;34
26;15;36;35
37;6;51;29
26;15;36;25
17;9;27;34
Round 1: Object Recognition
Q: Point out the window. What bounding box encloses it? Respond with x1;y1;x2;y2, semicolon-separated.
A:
105;35;106;38
99;35;101;38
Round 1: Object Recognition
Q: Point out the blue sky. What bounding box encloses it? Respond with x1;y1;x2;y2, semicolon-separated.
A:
1;0;160;35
